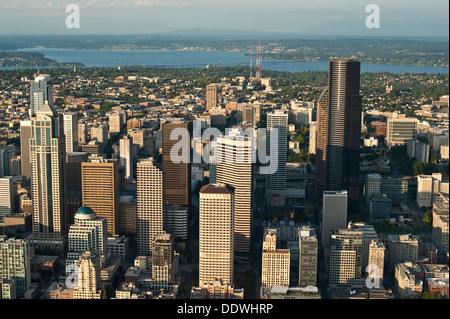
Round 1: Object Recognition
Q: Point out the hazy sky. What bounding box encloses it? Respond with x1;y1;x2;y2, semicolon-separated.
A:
0;0;448;38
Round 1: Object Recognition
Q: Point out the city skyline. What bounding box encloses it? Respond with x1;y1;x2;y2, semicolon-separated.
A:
0;10;448;303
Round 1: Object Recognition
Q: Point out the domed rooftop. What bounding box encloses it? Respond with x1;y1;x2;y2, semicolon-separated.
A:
75;206;96;220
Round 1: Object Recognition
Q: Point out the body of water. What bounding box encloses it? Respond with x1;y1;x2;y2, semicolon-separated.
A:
4;48;449;74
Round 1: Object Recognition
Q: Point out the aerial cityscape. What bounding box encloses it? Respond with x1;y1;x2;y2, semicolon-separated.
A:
0;0;448;310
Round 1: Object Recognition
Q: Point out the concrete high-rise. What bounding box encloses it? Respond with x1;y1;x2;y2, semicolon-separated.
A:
29;103;66;252
365;173;382;205
368;240;386;286
417;173;443;209
308;121;317;154
216;128;253;253
136;158;164;256
206;84;218;109
81;155;120;236
78;120;88;146
152;232;176;290
0;236;32;298
199;183;234;286
329;228;363;289
298;226;318;288
322;190;348;248
266;109;288;205
315;59;363;213
29;74;53;117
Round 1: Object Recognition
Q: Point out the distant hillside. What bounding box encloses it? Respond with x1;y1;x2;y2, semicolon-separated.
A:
0;51;84;68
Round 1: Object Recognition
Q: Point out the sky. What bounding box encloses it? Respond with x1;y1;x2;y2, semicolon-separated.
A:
0;0;448;38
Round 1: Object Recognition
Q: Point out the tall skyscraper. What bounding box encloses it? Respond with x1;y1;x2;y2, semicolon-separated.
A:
136;158;164;256
215;128;253;253
120;135;134;180
315;58;362;213
368;240;385;286
29;74;53;117
162;120;190;210
63;113;79;154
81;155;120;236
19;120;32;188
206;84;218;109
0;236;32;298
322;190;348;248
365;173;382;205
199;183;234;286
266;109;288;205
65;152;88;226
29;103;66;251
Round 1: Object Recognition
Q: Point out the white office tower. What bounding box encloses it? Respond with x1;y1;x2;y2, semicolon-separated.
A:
63;113;79;153
137;158;163;256
365;173;382;205
199;183;234;286
120;135;134;180
29;74;53;117
29;103;66;252
266;109;288;206
67;206;109;267
215;127;254;253
152;232;176;290
0;177;14;222
417;173;443;208
322;190;348;247
90;124;108;149
261;229;290;296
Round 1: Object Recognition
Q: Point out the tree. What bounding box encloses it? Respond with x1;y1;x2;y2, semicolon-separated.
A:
423;208;433;230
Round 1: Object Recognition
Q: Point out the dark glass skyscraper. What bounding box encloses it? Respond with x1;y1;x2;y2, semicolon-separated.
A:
315;58;362;214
